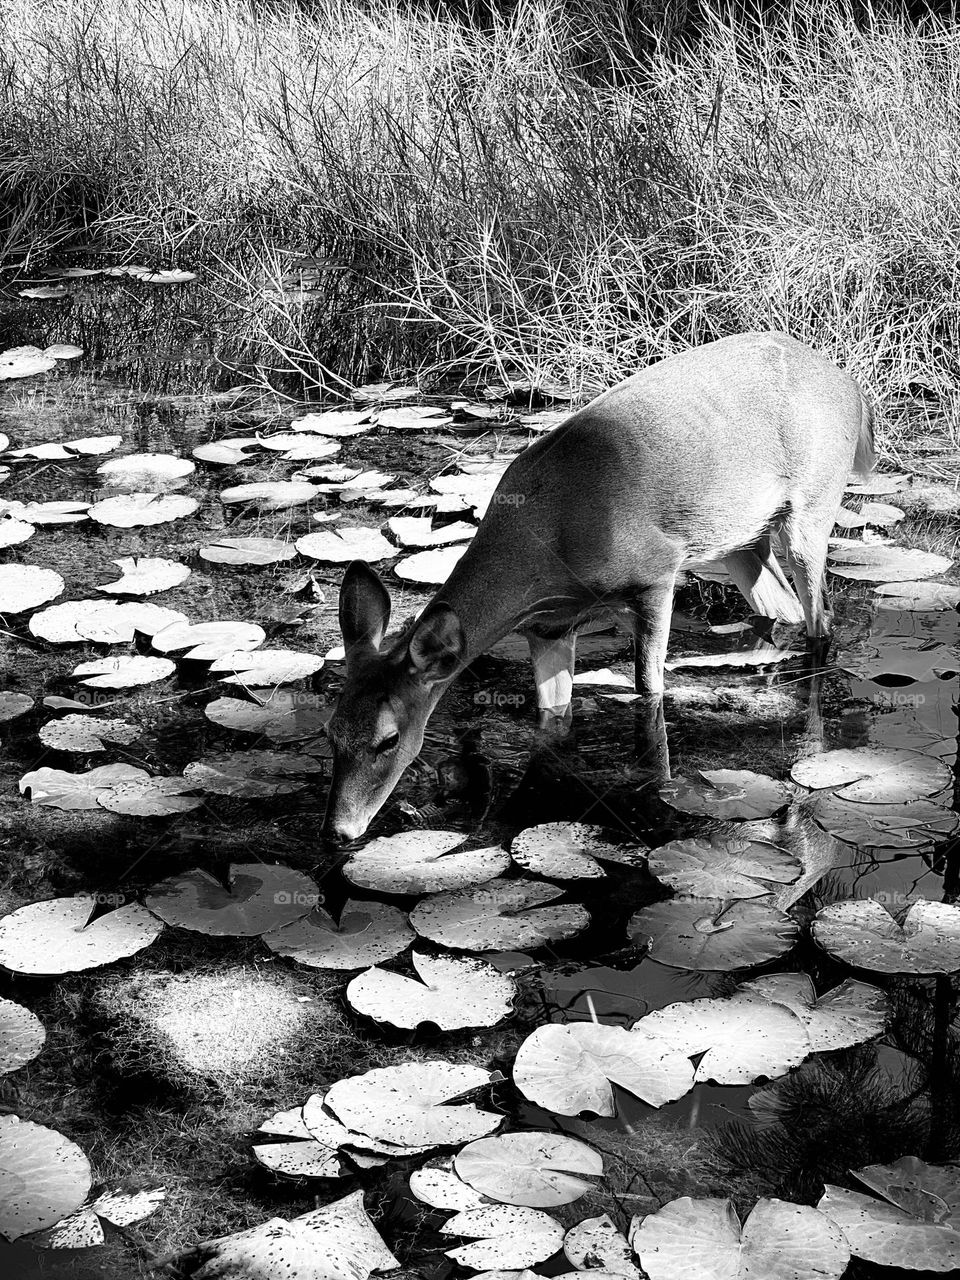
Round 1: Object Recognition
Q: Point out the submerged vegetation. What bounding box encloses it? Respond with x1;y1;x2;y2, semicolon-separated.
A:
0;0;959;452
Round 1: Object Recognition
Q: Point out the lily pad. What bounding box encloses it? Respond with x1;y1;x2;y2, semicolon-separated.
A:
631;1196;849;1280
200;536;297;566
296;526;395;563
665;645;802;672
739;973;888;1051
152;619;266;660
635;992;810;1084
838;636;960;683
291;409;374;436
0;564;64;613
220;480;319;510
264;900;414;970
343;830;510;894
145;863;321;936
658;770;795;820
627;897;798;971
346;952;516;1030
210;649;325;687
874;581;960;611
0;692;34;723
97;556;191;596
394;544;469;584
96;452;195;489
0;1117;92;1240
30;599;186;644
812;899;960;973
325;1060;501;1148
38;715;138;752
817;1180;960;1272
204;691;329;741
386;517;476;548
510;822;645;880
88;492;198;526
563;1215;641;1277
648;834;800;899
512;1020;694;1113
97;775;203;816
807;793;959;850
408;1161;487;1211
72;655;175;688
183;750;323;798
19;762;150;808
828;545;954;582
454;1132;602;1208
410;877;590;951
791;747;952;803
0;998;46;1074
0;899;162;974
441;1205;565;1270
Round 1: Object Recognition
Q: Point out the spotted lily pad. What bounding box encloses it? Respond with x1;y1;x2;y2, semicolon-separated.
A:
454;1132;602;1208
441;1205;565;1270
817;1176;960;1272
791;747;952;803
0;899;162;974
97;556;191;595
739;973;888;1051
38;715;138;752
394;544;469;584
89;492;198;526
828;545;954;582
347;952;515;1030
513;1020;694;1113
631;1196;849;1280
152;619;266;660
874;581;960;611
204;692;329;741
627;898;799;971
325;1061;501;1148
0;692;34;722
296;527;395;562
411;878;590;951
264;900;414;970
0;998;46;1074
659;770;795;820
812;899;960;974
343;831;510;894
145;863;321;936
29;599;186;643
807;793;959;850
72;655;176;688
510;822;646;879
19;762;150;808
0;564;64;612
648;834;800;899
200;536;297;566
220;480;319;510
0;1117;92;1240
97;775;203;816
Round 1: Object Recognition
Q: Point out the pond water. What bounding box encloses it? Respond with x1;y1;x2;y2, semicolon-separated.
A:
1;319;959;1277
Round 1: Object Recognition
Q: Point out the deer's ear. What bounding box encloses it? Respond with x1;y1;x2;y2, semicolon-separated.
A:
407;605;465;684
339;561;392;656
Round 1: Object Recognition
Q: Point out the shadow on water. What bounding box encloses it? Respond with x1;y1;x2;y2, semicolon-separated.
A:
1;307;959;1256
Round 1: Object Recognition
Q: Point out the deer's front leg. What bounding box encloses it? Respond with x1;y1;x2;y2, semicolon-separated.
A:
524;629;576;730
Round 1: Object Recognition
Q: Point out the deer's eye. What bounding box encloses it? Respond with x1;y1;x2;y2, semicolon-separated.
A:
373;732;400;756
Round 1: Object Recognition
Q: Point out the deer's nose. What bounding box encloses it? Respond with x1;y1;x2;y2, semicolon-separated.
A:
322;816;367;847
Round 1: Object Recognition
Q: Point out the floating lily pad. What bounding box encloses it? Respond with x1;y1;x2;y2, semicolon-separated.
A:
325;1061;501;1148
0;1117;92;1240
89;492;198;526
183;750;323;798
791;746;952;803
19;762;149;809
0;564;64;613
209;649;325;687
264;900;414;970
38;715;138;753
296;526;395;563
513;1020;694;1113
411;877;589;951
631;1196;849;1280
812;899;960;973
8;435;122;460
838;636;960;683
635;992;810;1084
818;1179;960;1272
97;556;191;596
408;1161;487;1211
394;544;469;584
386;517;476;548
807;793;959;850
220;480;319;510
200;536;297;566
659;770;795;820
454;1132;602;1208
0;998;46;1074
343;830;510;894
441;1205;565;1270
346;952;516;1030
828;545;954;582
72;655;175;688
0;692;34;723
649;834;800;900
152;619;266;660
510;822;645;880
96;453;195;489
30;599;185;644
97;775;203;816
204;691;328;741
290;409;374;436
665;645;802;672
146;863;320;936
874;581;960;611
739;973;887;1051
0;898;162;974
0;515;34;547
41;1186;167;1248
627;897;798;971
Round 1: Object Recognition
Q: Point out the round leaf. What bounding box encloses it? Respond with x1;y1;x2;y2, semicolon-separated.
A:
296;527;395;563
0;899;162;974
627;898;798;971
97;556;191;595
0;565;64;612
791;747;951;802
0;998;45;1074
344;830;510;894
659;770;795;820
89;492;198;526
145;863;321;936
817;1185;960;1271
511;822;645;879
812;899;960;973
442;1205;565;1269
394;544;469;584
455;1132;602;1208
19;762;150;809
0;1117;92;1240
264;900;414;970
411;877;590;951
346;952;516;1029
649;834;800;899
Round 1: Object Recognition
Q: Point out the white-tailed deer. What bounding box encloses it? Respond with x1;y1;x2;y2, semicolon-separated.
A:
323;331;874;841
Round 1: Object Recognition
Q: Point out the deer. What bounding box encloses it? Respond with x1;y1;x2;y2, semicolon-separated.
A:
323;331;875;842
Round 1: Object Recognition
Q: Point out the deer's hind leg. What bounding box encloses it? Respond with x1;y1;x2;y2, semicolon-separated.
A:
631;576;678;697
782;509;834;640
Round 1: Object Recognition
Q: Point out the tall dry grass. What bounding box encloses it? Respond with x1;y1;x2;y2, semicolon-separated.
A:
0;0;958;448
